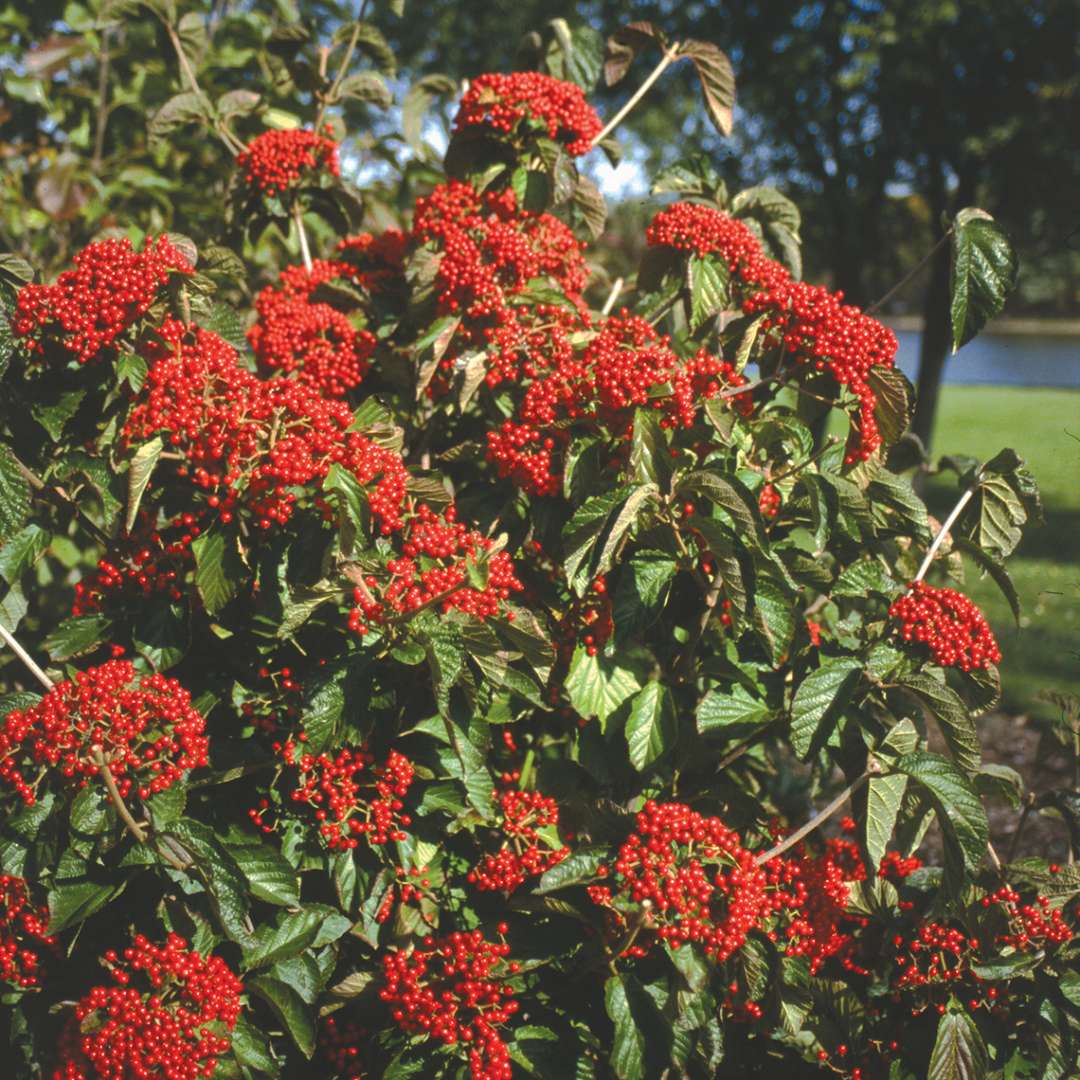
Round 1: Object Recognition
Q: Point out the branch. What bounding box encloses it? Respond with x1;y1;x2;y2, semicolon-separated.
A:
600;277;624;317
592;42;682;148
866;229;953;316
293;203;314;273
754;763;879;865
315;20;362;131
91;747;147;843
13;456;110;547
675;569;725;680
914;486;976;582
0;623;54;691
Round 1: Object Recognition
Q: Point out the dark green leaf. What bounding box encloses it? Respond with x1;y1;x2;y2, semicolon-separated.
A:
896;673;981;773
949;208;1018;352
229;841;300;907
624;681;677;770
605;974;647;1080
565;645;642;727
696;686;772;735
192;530;243;616
45;614;112;661
928;1005;989;1080
952;537;1020;625
789;657;862;759
535;845;607;894
865;774;908;871
247;975;315;1058
0;444;31;544
687;254;728;331
401;73;457;156
126;438;163;532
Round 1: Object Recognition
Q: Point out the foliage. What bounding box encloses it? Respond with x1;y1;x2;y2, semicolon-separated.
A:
0;6;1073;1080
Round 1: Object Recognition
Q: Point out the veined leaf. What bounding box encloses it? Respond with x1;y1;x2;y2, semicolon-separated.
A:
949;208;1018;353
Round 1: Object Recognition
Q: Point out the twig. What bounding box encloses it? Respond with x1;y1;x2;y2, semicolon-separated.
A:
715;725;775;771
13;456;111;547
91;30;111;173
754;764;879;865
591;42;682;148
315;19;363;130
91;748;190;872
914;486;976;582
0;623;54;691
803;594;830;618
600;277;624;317
293;203;313;273
675;570;725;680
91;747;148;843
866;230;952;316
768;436;841;486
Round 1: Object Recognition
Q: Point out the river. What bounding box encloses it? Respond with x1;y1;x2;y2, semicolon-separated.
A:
894;330;1080;388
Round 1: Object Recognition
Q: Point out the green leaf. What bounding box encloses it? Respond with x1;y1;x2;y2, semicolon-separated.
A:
789;657;862;759
751;576;794;666
192;529;243;616
230;1013;278;1074
0;524;49;585
959;470;1034;562
570;175;607;240
895;752;989;879
241;908;327;971
125;438;163;532
928;1005;989;1080
565;645;642;727
301;656;369;753
612;550;677;642
336;72;392;108
679;40;735;136
868;365;915;447
678;471;766;550
165;820;251;942
0;444;31;544
31;388;85;441
401;73;457;156
148;90;209;145
949;208;1018;353
731;185;800;234
624;681;677;770
651;155;721;198
629;409;671;491
535;845;607;894
896;673;981;774
865;773;908;871
247;974;316;1058
216;89;261;121
952;536;1020;625
605;974;647;1080
562;483;658;596
545;19;605;89
696;686;772;735
47;849;122;933
228;841;300;907
687;254;728;331
45;614;112;660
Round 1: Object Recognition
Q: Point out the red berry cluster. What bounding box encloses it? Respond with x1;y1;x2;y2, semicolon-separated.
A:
648;202;898;462
379;929;519;1080
72;512;201;615
54;933;242;1080
14;236;191;365
0;660;208;806
557;575;613;659
319;1014;367;1080
0;875;55;988
336;228;408;294
348;503;523;633
589;801;770;961
248;258;376;396
126;318;408;533
468;788;569;894
411;180;589;395
453;71;602;156
889;580;1002;671
273;739;415;851
766;837;870;975
237;127;340;194
758;482;781;518
487;313;748;496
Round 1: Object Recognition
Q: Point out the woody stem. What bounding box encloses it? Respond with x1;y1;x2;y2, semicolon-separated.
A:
914;486;976;583
0;623;54;691
591;42;682;147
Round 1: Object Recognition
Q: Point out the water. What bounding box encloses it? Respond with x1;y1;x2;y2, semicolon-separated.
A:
894;330;1080;388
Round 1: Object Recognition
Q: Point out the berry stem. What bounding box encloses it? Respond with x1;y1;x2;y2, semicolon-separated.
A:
315;16;363;131
163;21;242;156
91;746;148;843
914;486;976;583
293;203;314;273
591;41;682;148
865;228;953;315
768;435;841;486
754;763;879;865
0;622;54;691
600;277;624;317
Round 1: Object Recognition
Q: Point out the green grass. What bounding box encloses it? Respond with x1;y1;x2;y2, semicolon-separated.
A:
926;386;1080;720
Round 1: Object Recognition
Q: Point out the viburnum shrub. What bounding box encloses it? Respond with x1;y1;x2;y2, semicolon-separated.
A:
0;9;1061;1080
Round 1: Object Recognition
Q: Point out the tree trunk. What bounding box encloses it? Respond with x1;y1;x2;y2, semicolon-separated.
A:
911;243;951;449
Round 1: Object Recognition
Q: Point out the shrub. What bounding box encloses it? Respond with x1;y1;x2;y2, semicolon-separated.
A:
0;9;1063;1080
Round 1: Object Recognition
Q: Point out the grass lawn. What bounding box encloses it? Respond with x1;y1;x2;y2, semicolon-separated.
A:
926;386;1080;721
